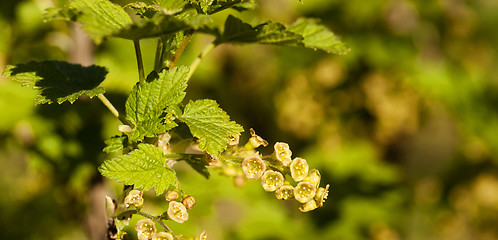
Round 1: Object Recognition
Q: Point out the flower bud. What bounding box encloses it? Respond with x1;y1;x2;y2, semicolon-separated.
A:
242;155;266;179
124;190;144;208
195;231;208;240
290;157;309;182
275;184;294;200
152;232;174;240
260;170;285;192
167;201;189;223
182;195;196;209
118;124;133;133
135;219;156;240
157;133;172;155
244;128;268;150
314;184;330;207
299;199;319;212
294;181;317;203
165;190;179;202
228;134;240;146
273;142;292;166
105;196;115;218
305;169;321;188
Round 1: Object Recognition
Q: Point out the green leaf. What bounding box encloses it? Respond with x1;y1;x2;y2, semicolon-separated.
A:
288;18;349;54
218;15;303;45
103;135;129;153
125;67;189;141
217;16;349;54
98;143;176;195
182;157;210;179
153;0;187;14
44;0;201;43
44;0;132;44
206;0;256;14
2;61;107;104
180;99;244;156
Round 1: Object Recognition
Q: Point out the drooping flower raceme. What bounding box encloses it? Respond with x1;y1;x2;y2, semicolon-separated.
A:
275;184;294;200
167;201;189;223
152;232;174;240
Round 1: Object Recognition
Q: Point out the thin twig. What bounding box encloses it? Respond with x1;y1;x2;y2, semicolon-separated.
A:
187;42;216;82
133;40;145;84
168;30;194;69
97;93;131;126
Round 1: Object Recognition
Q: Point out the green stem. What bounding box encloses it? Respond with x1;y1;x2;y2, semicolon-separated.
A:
134;40;145;84
97;93;131;125
154;38;163;72
168;30;194;69
187;42;216;82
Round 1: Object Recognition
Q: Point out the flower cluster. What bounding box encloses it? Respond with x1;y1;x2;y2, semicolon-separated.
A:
239;132;330;212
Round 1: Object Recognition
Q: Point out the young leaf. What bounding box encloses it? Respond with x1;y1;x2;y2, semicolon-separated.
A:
288;18;349;54
103;135;129;153
125;67;189;141
44;0;132;44
2;61;107;104
217;15;303;46
180;99;244;156
98;143;176;195
153;0;187;14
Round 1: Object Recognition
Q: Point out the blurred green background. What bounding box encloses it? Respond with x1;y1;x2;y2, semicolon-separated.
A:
1;0;498;239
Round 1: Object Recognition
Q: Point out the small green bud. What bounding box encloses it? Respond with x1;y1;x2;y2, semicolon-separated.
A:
152;232;174;240
314;184;330;207
182;195;196;209
275;184;294;200
273;142;292;166
244;128;268;150
305;169;321;188
118;124;133;133
135;219;156;240
124;190;144;208
105;196;115;218
167;201;189;223
299;199;319;212
165;190;180;202
242;155;266;179
294;181;317;203
290;157;309;182
261;170;285;192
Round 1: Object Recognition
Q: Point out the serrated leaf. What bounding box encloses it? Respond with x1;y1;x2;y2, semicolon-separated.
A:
103;135;129;153
44;0;200;43
44;0;132;44
2;61;107;104
207;0;256;14
288;18;349;54
217;16;348;54
98;143;176;195
125;67;189;141
218;15;303;45
180;99;244;156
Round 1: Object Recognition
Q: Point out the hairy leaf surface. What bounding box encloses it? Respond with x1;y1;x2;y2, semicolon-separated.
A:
103;135;129;153
125;67;189;141
98;144;176;195
2;61;107;104
180;99;244;156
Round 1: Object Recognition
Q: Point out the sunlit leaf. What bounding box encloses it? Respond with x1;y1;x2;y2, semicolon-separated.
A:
288;18;349;54
98;143;176;195
180;99;244;156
